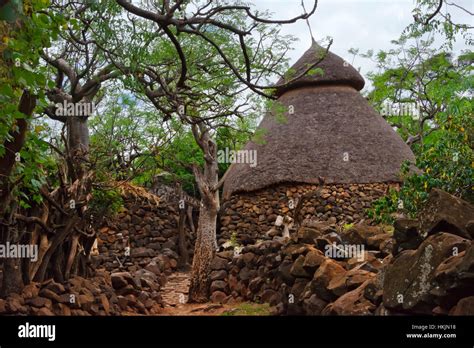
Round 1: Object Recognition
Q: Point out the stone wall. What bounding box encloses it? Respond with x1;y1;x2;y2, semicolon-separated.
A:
209;189;474;316
0;270;165;316
219;183;395;245
209;222;391;314
0;185;198;317
93;187;195;275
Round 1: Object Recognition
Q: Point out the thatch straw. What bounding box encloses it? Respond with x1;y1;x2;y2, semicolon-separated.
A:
223;41;416;200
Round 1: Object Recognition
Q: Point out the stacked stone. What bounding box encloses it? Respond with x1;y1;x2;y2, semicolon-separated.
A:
94;195;194;275
0;269;164;316
219;183;393;245
210;190;474;315
210;222;392;314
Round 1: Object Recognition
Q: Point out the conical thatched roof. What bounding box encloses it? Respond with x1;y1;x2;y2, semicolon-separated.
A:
275;40;365;96
222;43;416;200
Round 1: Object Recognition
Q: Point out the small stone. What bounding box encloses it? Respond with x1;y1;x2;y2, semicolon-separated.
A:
27;297;52;309
210;270;227;281
36;307;55;316
211;257;229;270
111;272;134;289
210;291;227;303
39;288;62;303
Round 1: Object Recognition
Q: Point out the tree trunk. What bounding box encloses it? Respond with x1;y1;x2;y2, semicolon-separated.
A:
186;205;195;234
177;206;189;270
0;226;24;297
188;200;217;303
67;116;90;153
66;116;90;181
0;90;36;214
0;91;36;296
188;126;219;302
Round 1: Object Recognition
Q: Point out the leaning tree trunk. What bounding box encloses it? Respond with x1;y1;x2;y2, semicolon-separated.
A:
188;198;218;302
188;127;220;303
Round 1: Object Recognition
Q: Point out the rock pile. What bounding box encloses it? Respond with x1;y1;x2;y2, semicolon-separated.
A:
210;221;391;315
211;189;474;316
93;186;194;274
0;269;163;316
219;183;393;245
0;183;195;316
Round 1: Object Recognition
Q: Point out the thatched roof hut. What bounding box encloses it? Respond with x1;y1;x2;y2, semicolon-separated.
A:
223;41;416;200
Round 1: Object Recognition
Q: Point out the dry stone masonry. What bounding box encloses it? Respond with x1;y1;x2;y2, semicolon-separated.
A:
211;189;474;316
0;183;195;316
93;184;194;275
219;183;395;245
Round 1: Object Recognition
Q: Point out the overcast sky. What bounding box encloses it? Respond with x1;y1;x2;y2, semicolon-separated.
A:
254;0;473;90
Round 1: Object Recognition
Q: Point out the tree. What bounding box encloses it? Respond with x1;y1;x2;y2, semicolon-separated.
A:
108;0;321;302
0;0;63;295
362;0;473;222
42;0;121;181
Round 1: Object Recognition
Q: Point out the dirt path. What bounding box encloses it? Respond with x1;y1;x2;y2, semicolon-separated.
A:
158;271;231;315
157;271;270;316
160;271;191;307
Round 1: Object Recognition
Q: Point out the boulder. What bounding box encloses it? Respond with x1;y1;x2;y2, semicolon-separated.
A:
210;270;227;281
418;188;474;240
38;288;62;303
347;251;383;272
327;267;376;297
44;281;66;295
431;243;474;308
27;297;52;309
450;296;474;315
277;259;295;286
210;291;227;303
36;307;55;316
111;272;134;290
261;289;279;304
21;283;40;299
302;294;327;315
341;224;383;247
310;259;346;301
210;280;227;293
131;247;155;258
290;255;312;278
393;219;423;255
383;233;470;314
322;280;376;315
290;278;309;299
297;227;325;244
367;233;391;250
302;249;326;273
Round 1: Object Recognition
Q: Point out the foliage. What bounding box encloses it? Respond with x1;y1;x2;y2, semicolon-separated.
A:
89;187;124;218
0;0;65;206
362;1;473;223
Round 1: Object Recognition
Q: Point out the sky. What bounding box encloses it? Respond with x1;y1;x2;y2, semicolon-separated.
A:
254;0;473;91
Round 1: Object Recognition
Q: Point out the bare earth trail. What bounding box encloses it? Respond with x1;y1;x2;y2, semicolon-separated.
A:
158;271;231;315
157;271;267;316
